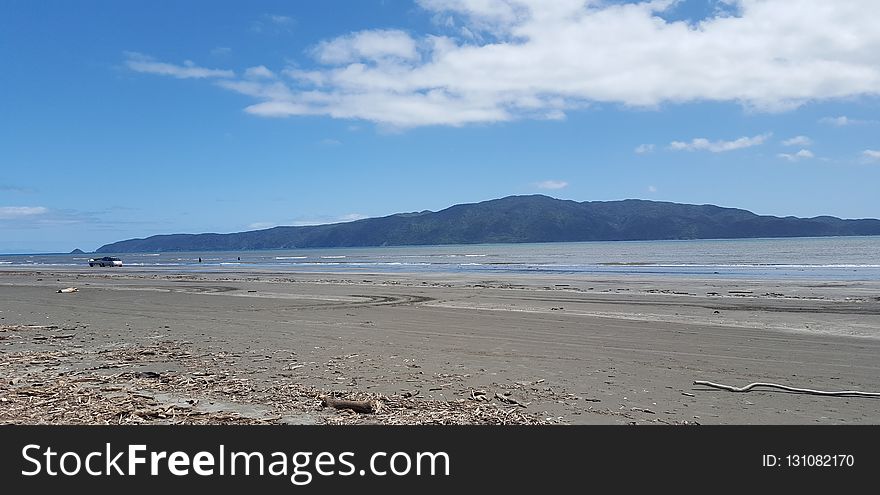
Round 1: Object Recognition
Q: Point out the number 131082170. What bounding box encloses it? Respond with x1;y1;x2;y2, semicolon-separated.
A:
762;454;854;467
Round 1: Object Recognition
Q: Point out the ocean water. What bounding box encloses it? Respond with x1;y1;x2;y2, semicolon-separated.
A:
2;236;880;280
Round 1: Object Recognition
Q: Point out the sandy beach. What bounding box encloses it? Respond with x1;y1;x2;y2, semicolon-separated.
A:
1;267;879;424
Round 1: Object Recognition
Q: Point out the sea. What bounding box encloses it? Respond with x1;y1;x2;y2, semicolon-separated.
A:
2;236;880;281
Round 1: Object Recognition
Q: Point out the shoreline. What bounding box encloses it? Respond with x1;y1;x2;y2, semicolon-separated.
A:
2;268;879;424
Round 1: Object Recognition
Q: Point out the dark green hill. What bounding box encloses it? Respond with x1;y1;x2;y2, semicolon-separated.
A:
96;195;880;253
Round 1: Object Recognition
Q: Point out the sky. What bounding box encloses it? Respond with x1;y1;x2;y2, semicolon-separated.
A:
1;0;879;253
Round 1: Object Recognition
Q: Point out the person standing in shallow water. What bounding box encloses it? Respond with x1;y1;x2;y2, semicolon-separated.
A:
198;257;201;263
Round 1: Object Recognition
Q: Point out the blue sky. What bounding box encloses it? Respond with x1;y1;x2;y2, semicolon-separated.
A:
2;0;879;253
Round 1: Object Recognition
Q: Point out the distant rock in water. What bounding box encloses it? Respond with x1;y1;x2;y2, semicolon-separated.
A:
95;195;880;253
70;248;86;254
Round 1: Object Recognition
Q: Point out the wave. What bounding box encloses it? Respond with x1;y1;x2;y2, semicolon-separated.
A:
287;261;433;267
600;263;880;269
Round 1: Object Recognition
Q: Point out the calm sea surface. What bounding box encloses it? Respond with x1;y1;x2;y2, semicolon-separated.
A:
3;236;880;280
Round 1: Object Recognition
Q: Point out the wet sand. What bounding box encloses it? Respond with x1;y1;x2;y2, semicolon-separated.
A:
1;268;879;424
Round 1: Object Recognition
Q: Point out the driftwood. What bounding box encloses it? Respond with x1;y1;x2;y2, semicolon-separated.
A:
320;395;374;414
694;380;880;398
494;392;530;408
56;287;78;293
2;334;551;425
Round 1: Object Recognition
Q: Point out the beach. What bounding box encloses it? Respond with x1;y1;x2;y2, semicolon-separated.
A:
1;267;879;424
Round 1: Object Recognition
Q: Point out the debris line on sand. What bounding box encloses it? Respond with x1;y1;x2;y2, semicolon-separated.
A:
694;380;880;398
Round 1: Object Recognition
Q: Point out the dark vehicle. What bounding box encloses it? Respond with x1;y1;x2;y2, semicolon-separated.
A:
88;256;123;267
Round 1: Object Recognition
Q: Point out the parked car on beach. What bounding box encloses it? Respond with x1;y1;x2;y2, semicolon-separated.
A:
88;256;123;267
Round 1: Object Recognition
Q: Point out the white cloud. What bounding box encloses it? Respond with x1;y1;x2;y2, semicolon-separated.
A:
669;133;771;153
125;52;234;79
782;135;812;147
244;65;275;79
251;14;296;34
819;116;876;126
419;0;527;32
647;185;657;193
634;144;655;154
819;116;849;126
267;14;294;25
777;149;814;161
318;138;342;146
214;80;294;100
862;149;880;161
210;46;232;56
311;29;419;65
535;180;568;190
130;1;880;127
248;222;277;230
292;213;368;226
338;213;368;222
250;213;368;229
0;206;48;219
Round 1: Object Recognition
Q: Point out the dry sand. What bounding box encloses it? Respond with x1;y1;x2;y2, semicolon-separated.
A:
1;267;879;424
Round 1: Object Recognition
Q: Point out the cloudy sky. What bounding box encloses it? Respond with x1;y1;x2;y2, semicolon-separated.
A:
2;0;879;252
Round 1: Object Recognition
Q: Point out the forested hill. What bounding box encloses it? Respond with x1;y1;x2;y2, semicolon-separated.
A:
96;195;880;253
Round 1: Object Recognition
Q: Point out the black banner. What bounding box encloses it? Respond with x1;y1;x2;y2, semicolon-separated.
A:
0;426;874;491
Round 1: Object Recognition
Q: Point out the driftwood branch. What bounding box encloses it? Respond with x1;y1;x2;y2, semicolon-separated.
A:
694;380;880;398
320;395;374;413
494;392;530;408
